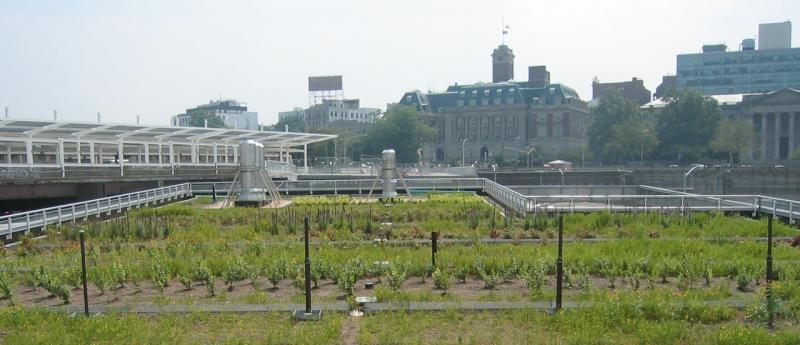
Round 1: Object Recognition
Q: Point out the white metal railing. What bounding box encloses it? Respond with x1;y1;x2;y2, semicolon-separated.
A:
6;178;800;240
1;183;192;239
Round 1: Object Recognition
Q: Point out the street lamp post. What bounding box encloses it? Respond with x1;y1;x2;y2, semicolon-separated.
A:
683;164;705;191
558;168;564;185
461;138;468;167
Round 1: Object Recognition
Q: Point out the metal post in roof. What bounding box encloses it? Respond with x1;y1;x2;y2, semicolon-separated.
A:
303;144;308;174
97;112;101;123
117;140;124;176
4;106;7;118
53;110;57;121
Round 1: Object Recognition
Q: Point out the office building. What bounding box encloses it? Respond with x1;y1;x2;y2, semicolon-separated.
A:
172;99;259;130
676;22;800;95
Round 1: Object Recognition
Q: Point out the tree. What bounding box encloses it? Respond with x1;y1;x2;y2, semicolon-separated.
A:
603;117;658;164
187;112;226;128
655;89;721;162
710;119;753;164
587;91;641;162
356;105;435;163
272;116;306;132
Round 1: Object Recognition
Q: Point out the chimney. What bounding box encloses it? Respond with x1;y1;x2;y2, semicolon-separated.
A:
528;66;550;87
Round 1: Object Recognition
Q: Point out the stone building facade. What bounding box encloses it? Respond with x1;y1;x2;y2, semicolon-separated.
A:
399;60;589;165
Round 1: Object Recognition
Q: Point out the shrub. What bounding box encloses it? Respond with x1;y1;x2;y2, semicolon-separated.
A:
193;262;215;297
151;263;170;293
0;273;12;301
177;271;193;290
387;266;406;291
432;268;452;294
336;269;357;297
224;257;249;291
736;273;751;292
454;264;470;284
267;266;284;289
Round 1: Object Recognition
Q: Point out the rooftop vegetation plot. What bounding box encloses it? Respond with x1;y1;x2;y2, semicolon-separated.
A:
0;193;799;344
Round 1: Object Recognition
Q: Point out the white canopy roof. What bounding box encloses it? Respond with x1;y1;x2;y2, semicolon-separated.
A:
0;118;336;148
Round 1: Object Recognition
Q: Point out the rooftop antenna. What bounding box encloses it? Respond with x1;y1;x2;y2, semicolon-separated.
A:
501;18;510;45
4;106;8;118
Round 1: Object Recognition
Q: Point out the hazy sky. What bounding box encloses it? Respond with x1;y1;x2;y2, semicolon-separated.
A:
1;0;798;127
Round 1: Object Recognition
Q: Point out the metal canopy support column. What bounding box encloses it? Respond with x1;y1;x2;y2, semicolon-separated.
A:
144;143;150;164
213;144;218;174
25;138;33;165
89;142;95;164
158;143;163;164
191;142;198;164
169;142;175;175
789;113;796;155
761;113;767;161
76;139;81;165
57;139;65;177
774;113;781;160
117;140;124;176
303;144;308;174
233;145;238;165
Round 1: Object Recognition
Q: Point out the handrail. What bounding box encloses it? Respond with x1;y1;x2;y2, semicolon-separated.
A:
5;178;800;241
1;183;192;239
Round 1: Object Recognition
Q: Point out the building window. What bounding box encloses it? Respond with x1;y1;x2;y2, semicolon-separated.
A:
547;113;553;138
483;89;490;96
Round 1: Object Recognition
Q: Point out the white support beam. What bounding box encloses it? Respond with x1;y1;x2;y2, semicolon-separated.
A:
303;144;308;174
144;143;150;164
25;138;32;165
89;142;95;164
117;140;124;176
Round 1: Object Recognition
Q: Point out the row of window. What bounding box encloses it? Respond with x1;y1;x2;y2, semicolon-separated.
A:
457;88;517;98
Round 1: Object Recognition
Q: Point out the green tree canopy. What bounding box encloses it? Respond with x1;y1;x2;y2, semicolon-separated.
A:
272;116;306;132
187;112;226;128
710;118;753;164
603;117;658;164
587;91;641;162
356;105;435;163
655;89;721;162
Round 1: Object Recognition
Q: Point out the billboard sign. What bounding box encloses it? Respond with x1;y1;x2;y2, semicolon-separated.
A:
308;75;343;91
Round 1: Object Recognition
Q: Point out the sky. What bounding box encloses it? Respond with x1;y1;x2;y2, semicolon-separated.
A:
1;0;798;127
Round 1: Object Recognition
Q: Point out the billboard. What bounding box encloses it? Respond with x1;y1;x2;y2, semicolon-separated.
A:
308;75;343;92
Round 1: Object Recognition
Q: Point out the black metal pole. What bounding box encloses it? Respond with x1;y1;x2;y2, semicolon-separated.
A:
767;216;774;329
211;184;217;203
556;213;563;311
431;231;438;267
79;230;89;317
304;217;312;314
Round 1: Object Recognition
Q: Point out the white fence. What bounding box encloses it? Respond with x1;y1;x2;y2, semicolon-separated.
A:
1;183;192;239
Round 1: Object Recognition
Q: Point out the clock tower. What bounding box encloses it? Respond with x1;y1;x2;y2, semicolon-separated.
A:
492;44;514;83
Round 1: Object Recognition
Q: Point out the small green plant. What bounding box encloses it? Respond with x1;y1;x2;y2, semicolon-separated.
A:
0;273;12;301
177;271;193;291
193;262;215;297
224;256;249;291
736;273;751;292
454;265;470;284
432;268;452;294
151;263;170;293
387;266;406;291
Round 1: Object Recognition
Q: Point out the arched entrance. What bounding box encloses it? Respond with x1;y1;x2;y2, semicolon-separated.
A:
480;146;489;162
